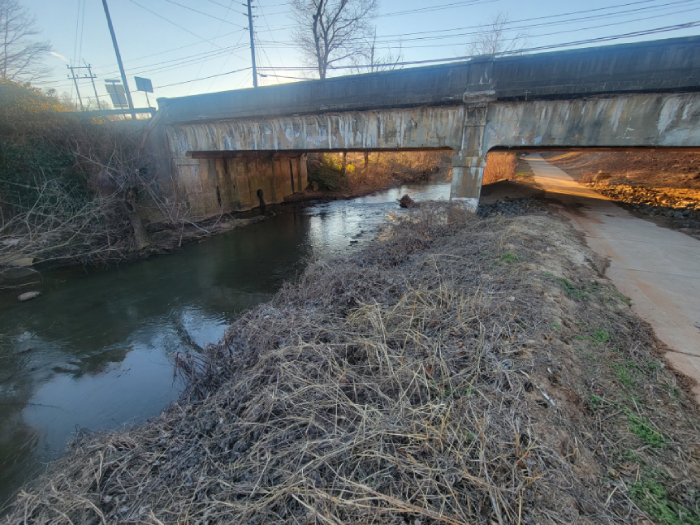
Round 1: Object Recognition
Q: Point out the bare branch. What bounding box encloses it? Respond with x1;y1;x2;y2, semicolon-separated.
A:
467;12;529;58
0;0;51;82
291;0;378;79
350;26;402;73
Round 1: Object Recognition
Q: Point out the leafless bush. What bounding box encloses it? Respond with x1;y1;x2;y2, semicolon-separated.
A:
0;118;176;278
0;177;129;269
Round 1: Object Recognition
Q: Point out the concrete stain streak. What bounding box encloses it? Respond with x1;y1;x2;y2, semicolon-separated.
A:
164;106;467;158
158;90;700;221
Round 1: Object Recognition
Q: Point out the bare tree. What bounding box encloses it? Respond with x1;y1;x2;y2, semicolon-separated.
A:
291;0;378;79
351;27;402;74
468;12;528;58
0;0;50;82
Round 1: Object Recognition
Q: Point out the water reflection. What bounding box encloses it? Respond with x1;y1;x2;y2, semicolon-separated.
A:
0;181;450;506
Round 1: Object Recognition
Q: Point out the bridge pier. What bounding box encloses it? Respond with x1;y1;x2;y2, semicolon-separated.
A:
450;102;490;211
450;155;485;212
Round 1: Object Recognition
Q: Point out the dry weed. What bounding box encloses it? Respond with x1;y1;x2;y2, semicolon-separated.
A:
4;202;699;525
483;153;518;185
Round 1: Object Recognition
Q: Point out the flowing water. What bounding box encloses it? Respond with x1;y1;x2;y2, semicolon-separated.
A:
0;181;450;507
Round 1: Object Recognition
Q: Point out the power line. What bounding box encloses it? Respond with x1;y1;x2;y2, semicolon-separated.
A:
254;20;700;70
377;6;700;49
34;1;700;95
201;0;249;15
85;28;248;80
360;0;693;42
252;0;695;45
162;0;248;28
255;1;699;48
136;47;248;75
126;0;227;48
255;0;286;82
207;30;249;91
188;0;238;95
259;72;310;81
157;66;252;88
379;0;698;44
149;20;700;91
377;0;497;18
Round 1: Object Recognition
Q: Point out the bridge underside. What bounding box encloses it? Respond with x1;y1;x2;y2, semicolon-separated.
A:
161;92;700;217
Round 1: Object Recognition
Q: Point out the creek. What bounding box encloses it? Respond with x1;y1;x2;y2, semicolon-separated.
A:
0;181;450;507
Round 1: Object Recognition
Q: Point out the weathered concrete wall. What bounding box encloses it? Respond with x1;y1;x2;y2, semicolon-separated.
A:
151;36;700;215
484;93;700;149
162;107;463;217
157;36;700;124
163;92;700;214
164;106;465;156
169;153;308;217
451;93;700;205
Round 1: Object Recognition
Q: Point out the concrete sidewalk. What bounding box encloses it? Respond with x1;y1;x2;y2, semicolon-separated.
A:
524;154;700;402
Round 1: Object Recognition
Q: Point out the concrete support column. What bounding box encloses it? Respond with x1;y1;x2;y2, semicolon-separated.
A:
450;155;486;212
450;103;490;211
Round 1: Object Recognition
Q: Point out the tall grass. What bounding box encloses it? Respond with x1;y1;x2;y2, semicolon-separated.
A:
483;152;518;185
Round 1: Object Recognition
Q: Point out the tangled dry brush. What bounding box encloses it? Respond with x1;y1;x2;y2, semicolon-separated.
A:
5;203;700;524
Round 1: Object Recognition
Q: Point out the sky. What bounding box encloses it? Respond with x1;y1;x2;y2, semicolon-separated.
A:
21;0;700;110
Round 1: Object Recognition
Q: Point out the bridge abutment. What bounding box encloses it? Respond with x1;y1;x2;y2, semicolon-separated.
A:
171;152;307;217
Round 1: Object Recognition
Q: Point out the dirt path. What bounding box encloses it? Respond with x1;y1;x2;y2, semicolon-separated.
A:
525;153;700;401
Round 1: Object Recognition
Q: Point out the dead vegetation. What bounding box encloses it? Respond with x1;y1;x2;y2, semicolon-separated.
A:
483;152;534;186
544;151;700;241
0;81;200;282
3;203;700;524
306;151;451;193
543;151;700;189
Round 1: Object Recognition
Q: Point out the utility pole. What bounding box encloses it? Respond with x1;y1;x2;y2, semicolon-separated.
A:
247;0;258;88
84;62;103;111
68;64;103;111
67;65;84;111
101;0;136;118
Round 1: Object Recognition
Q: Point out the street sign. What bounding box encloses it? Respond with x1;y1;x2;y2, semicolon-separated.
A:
134;77;153;93
105;81;127;108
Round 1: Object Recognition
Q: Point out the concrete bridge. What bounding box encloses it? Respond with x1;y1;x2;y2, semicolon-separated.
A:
152;36;700;216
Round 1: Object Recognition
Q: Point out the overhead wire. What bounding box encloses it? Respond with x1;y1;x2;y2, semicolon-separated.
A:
37;0;700;96
206;28;250;91
255;0;287;83
126;0;227;48
255;0;698;47
352;0;696;43
255;20;700;71
162;0;248;28
201;0;249;15
377;0;497;18
157;66;252;88
188;0;237;95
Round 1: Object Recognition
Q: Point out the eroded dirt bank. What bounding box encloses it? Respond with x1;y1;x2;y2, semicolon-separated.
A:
544;151;700;240
4;203;699;524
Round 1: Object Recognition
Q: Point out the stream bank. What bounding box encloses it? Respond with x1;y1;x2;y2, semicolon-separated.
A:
0;181;450;508
4;201;700;524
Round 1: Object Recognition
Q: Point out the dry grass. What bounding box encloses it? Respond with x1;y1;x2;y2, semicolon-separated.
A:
4;203;700;524
483;153;518;185
544;151;700;189
307;151;451;192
